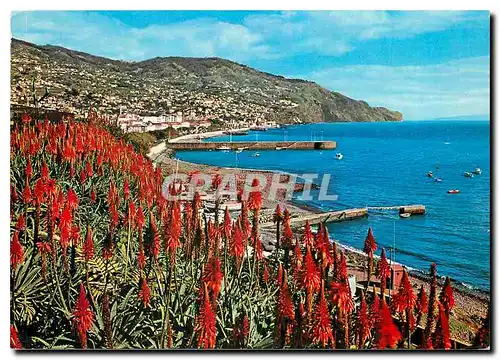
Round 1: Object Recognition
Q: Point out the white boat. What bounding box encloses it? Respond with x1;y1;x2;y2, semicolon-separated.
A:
217;145;231;151
399;213;411;218
275;147;283;150
250;152;260;157
427;171;434;178
435;178;442;183
335;153;343;160
464;171;474;178
473;167;482;175
235;148;244;153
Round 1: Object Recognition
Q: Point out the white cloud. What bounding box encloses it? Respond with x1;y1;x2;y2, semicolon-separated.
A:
11;12;276;62
298;56;490;119
11;10;488;61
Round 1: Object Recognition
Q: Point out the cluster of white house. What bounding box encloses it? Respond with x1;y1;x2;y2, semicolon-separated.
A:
116;113;212;133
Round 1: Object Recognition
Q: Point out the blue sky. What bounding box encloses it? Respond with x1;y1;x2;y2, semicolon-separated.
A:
11;10;490;120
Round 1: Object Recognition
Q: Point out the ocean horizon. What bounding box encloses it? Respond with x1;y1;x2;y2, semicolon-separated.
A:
176;120;491;291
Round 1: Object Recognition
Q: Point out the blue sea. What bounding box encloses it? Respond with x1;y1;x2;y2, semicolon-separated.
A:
176;121;491;290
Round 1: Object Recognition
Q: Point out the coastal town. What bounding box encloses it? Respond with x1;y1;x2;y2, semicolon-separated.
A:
10;39;307;128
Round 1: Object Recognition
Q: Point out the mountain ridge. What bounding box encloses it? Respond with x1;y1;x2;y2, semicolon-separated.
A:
11;38;403;124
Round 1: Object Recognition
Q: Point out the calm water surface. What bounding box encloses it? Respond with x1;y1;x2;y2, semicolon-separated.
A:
176;121;490;290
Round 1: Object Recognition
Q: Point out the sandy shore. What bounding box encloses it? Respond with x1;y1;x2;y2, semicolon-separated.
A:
148;131;489;346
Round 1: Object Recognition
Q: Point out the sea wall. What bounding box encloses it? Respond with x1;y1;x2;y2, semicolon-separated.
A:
165;140;337;151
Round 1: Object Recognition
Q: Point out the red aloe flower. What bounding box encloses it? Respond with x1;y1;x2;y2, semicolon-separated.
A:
25;159;33;179
248;178;262;211
127;200;136;226
90;189;96;204
202;256;224;299
72;284;94;349
83;225;94;262
275;270;296;346
62;138;76;163
363;227;377;289
375;301;402;349
79;169;87;184
41;161;49;182
223;207;232;240
330;281;354;315
22;180;32;205
135;205;145;230
263;261;270;283
253;236;264;261
195;284;217;349
299;246;321;312
10;325;22;349
337;251;349;281
67;188;79;211
433;302;451;349
370;292;380;328
166;201;182;259
11;231;24;270
357;291;371;348
415;285;428;327
277;263;283;287
310;285;334;348
292;239;303;278
16;214;25;231
439;277;455;316
319;226;334;269
33;177;47;203
376;248;391;300
302;220;314;248
233;313;250;347
138;276;151;307
363;227;377;255
11;183;18;204
392;269;416;312
230;221;245;266
273;204;283;223
281;209;293;249
86;160;93;178
37;241;52;281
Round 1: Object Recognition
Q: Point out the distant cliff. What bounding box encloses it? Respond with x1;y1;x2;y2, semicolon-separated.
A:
11;38;403;123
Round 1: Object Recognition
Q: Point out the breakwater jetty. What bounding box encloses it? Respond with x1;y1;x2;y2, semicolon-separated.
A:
260;204;426;229
261;207;368;228
165;140;337;151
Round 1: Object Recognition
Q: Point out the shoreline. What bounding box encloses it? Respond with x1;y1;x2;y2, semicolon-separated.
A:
148;129;490;295
147;129;489;343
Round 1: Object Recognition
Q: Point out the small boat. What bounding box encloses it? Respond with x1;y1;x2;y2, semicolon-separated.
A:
335;153;343;160
217;145;231;151
427;171;434;178
275;147;283;150
473;167;482;175
447;189;460;194
399;213;411;218
235;148;244;153
250;152;260;157
464;171;474;178
435;178;442;183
